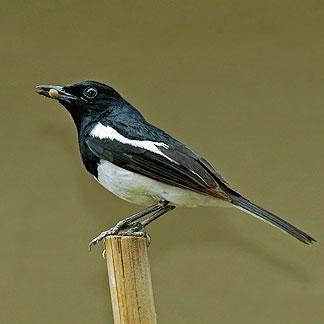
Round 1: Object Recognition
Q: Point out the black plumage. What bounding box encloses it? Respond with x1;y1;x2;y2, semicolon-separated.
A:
36;80;316;246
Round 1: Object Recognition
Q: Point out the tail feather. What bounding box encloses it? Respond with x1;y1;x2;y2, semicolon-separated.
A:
229;194;316;245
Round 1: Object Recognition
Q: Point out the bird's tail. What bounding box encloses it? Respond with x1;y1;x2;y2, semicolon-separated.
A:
228;194;316;245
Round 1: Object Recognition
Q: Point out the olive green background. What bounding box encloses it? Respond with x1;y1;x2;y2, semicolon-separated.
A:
1;1;323;323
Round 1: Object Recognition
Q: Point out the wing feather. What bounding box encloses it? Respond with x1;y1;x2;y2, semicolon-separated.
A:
86;135;229;201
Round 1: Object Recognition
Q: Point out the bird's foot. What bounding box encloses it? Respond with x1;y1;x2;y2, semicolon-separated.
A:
88;227;118;250
88;201;171;250
124;221;145;234
88;222;148;250
123;222;151;246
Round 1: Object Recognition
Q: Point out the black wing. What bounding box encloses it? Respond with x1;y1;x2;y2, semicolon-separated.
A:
85;130;229;201
84;117;316;245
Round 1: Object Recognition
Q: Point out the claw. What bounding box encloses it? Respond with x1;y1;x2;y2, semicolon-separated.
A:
88;227;147;251
88;228;116;250
88;201;170;251
146;233;151;247
124;230;147;237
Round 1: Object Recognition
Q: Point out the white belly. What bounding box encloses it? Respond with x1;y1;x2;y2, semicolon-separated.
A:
96;160;230;208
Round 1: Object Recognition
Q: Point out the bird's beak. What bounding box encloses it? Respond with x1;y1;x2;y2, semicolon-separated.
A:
35;85;78;102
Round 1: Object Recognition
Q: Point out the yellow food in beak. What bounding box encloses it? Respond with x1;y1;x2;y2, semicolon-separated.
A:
49;88;59;99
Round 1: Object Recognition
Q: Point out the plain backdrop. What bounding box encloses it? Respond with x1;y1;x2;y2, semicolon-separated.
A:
1;1;323;323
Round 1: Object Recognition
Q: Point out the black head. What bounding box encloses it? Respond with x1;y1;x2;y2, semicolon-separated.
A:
36;80;122;126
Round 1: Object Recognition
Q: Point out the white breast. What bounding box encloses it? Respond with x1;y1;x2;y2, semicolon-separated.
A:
96;160;230;208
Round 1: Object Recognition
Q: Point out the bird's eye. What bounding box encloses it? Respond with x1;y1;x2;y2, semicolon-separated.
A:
83;87;97;99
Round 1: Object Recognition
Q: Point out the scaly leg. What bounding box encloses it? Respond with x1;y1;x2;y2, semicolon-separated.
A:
125;205;175;235
88;201;170;250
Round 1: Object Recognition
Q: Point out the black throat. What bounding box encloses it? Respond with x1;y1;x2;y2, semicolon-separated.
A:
75;115;101;178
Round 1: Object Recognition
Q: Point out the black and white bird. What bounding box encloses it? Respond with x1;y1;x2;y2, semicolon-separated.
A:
36;80;315;248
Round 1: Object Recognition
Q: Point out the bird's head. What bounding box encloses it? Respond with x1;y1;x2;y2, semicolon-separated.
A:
36;80;122;124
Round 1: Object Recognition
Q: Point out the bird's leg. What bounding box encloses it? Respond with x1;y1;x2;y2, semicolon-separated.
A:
110;203;164;231
88;201;167;250
125;205;175;235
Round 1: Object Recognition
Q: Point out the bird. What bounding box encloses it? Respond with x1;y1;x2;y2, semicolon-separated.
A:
36;80;316;248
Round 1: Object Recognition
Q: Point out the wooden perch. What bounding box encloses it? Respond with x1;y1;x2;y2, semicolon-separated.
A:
105;236;157;324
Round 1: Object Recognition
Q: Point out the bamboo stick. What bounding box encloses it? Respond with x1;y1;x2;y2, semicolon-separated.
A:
105;236;157;324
